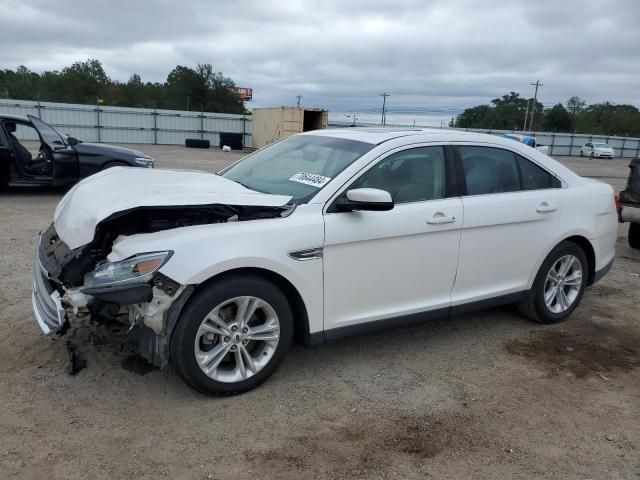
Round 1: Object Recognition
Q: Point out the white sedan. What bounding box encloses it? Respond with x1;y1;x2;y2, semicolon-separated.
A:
33;129;617;395
580;142;615;158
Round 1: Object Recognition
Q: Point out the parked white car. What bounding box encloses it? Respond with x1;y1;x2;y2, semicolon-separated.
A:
580;142;615;159
33;129;617;394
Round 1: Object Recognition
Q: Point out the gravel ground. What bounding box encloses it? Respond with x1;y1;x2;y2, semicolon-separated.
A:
0;144;639;479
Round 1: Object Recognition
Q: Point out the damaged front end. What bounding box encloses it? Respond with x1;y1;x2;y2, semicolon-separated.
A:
32;202;291;367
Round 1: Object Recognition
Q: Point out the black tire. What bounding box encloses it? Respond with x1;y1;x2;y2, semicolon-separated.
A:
170;274;293;395
517;241;588;324
101;161;129;170
185;138;210;149
629;223;640;249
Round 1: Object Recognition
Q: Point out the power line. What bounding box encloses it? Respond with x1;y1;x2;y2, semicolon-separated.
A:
379;92;390;126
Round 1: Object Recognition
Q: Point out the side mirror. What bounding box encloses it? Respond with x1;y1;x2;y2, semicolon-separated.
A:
336;188;394;212
67;136;79;146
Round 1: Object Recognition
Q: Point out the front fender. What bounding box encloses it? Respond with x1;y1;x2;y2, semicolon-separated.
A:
107;205;325;334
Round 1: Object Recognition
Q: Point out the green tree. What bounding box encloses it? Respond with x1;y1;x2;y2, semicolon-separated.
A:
56;59;111;104
543;103;573;132
0;65;40;99
455;92;542;130
566;96;586;116
454;105;492;128
0;59;246;114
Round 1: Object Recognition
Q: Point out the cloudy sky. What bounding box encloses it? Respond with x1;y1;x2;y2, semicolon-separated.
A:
1;0;639;117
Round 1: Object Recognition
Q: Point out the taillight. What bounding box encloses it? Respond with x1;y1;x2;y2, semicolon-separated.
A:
614;194;622;222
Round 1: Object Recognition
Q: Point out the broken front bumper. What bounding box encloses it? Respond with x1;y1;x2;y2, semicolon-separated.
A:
32;240;66;334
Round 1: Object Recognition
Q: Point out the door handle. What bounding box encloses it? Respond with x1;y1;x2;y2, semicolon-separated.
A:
427;212;456;224
536;202;557;213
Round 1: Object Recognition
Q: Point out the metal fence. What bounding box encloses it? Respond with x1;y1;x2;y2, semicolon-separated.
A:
0;99;252;147
3;98;638;157
330;121;640;158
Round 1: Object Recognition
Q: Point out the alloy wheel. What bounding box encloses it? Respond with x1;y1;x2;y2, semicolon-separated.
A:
194;296;280;383
543;255;583;314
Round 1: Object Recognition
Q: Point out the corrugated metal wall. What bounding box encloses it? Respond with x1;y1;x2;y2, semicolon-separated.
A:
0;99;252;146
329;121;640;157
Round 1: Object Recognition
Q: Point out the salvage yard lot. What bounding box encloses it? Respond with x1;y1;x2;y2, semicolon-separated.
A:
1;145;639;479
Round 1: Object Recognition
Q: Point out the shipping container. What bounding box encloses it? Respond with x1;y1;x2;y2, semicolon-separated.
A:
251;107;328;149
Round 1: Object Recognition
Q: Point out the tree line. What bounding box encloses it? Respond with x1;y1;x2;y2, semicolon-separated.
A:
0;59;246;114
452;92;640;136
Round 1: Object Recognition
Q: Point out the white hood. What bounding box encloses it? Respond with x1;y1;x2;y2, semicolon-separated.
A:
54;167;292;249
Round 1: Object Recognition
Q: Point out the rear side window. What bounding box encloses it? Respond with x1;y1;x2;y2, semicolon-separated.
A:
517;155;558;190
459;146;559;195
460;146;520;195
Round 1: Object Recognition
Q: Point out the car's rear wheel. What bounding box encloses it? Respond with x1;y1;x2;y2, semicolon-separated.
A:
517;241;588;324
629;223;640;249
170;275;293;395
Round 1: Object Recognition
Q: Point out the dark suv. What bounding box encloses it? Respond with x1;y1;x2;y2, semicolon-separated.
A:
618;158;640;249
0;114;153;187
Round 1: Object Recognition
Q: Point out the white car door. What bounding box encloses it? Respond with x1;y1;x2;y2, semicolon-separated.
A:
322;145;462;335
450;145;564;307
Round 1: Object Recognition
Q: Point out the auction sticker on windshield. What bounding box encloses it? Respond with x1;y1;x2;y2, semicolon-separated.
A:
289;172;331;188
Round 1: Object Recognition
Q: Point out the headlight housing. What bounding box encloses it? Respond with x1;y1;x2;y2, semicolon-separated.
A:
134;157;154;168
84;251;172;288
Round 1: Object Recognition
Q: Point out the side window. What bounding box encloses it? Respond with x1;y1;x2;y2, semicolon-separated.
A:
460;146;520;195
3;122;40;158
351;146;446;203
517;155;559;190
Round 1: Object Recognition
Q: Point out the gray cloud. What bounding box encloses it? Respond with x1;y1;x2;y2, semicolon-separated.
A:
1;0;639;113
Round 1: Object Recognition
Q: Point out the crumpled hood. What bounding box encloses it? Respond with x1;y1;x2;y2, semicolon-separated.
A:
54;167;292;249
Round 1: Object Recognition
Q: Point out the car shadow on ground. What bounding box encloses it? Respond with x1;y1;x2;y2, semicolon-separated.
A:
58;304;531;389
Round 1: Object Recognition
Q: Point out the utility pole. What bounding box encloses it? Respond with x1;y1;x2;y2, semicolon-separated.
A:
379;92;390;126
296;95;302;108
346;113;358;126
527;80;543;132
523;98;531;131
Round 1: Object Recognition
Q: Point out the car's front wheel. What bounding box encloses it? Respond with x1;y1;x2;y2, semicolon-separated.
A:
170;275;293;395
517;241;588;324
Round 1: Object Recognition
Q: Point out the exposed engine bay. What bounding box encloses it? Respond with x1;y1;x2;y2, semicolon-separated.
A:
42;203;290;287
36;202;292;366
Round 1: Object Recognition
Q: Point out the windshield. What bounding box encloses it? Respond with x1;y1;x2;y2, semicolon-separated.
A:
593;143;610;148
221;134;374;202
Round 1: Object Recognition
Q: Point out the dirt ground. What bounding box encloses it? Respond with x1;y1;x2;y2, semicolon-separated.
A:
1;144;639;480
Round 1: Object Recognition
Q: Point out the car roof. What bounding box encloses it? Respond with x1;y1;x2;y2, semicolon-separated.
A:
301;127;521;147
0;114;30;123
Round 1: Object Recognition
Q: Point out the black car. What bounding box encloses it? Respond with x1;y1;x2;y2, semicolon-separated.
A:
0;114;153;187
